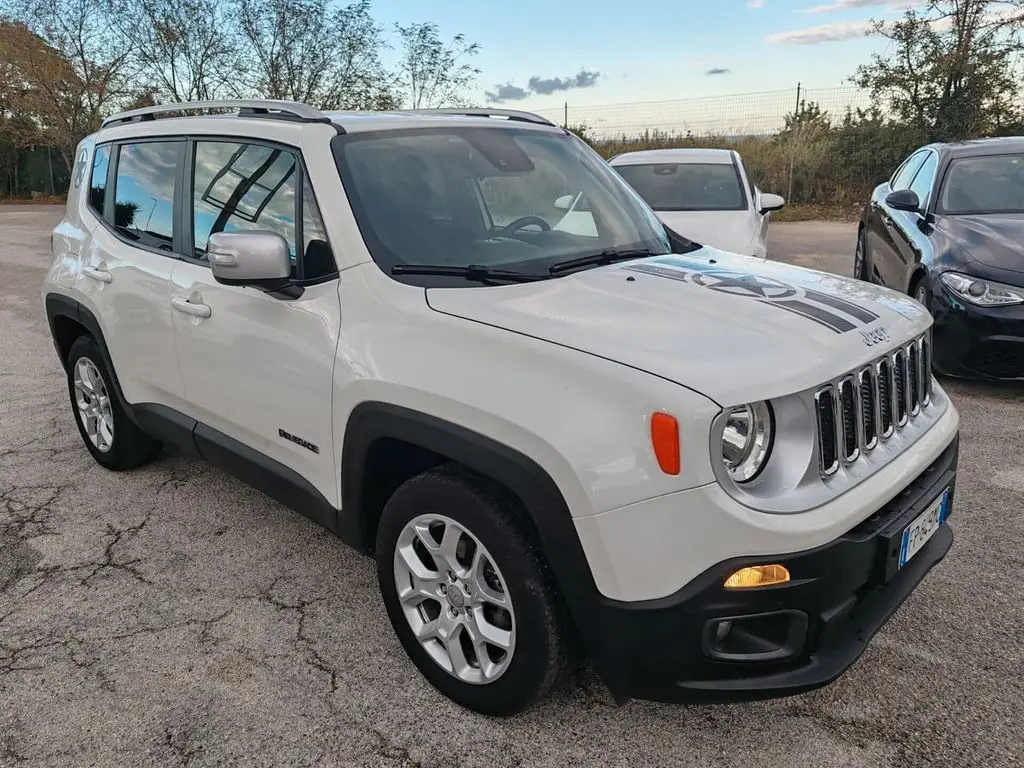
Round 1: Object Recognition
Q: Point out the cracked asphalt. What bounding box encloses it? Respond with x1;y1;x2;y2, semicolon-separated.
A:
2;206;1022;767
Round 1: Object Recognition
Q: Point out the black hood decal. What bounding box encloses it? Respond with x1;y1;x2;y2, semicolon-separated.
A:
624;256;879;334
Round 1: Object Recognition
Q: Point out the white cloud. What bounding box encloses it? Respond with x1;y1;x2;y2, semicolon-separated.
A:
768;19;875;43
800;0;914;14
747;0;765;8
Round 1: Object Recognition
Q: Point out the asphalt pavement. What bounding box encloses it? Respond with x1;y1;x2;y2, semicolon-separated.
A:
1;206;1022;767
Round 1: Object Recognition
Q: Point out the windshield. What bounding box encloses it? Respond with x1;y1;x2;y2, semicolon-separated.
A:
331;127;671;283
938;154;1024;215
613;162;748;212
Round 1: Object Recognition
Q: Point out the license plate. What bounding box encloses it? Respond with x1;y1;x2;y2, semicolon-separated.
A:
899;488;951;568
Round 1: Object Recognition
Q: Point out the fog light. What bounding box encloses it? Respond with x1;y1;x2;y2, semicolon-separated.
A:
724;564;790;589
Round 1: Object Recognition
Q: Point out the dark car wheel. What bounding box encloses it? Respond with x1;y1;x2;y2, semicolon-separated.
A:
854;229;869;281
911;274;930;309
376;465;575;716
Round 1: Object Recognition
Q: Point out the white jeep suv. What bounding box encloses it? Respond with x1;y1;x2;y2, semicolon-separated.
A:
43;100;960;716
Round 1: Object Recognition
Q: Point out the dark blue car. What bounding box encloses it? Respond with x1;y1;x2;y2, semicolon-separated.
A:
855;137;1024;381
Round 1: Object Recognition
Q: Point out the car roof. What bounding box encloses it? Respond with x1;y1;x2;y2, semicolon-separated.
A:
323;111;563;134
929;136;1024;160
609;148;737;166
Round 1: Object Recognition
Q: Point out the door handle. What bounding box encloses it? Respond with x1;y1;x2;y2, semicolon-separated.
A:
83;266;112;283
171;294;212;319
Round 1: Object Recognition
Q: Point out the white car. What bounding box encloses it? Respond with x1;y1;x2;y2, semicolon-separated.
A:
608;148;785;258
44;101;959;716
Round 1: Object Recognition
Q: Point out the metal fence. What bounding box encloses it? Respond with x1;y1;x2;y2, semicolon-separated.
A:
532;85;873;139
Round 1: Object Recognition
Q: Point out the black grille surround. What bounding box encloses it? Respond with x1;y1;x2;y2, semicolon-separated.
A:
815;334;932;477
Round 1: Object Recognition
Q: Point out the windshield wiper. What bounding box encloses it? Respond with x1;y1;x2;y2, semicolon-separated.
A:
548;248;658;275
390;264;546;283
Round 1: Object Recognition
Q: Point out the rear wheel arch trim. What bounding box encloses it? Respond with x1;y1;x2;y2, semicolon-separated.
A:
340;402;603;641
45;293;137;427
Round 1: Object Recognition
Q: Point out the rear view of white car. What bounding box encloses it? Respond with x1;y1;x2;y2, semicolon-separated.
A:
609;148;785;258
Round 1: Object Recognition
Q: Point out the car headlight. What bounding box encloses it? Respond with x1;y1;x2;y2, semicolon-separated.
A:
940;272;1024;307
721;401;774;483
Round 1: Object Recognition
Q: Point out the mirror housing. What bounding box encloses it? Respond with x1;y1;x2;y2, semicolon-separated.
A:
886;189;921;213
758;193;786;214
554;194;574;211
208;231;298;297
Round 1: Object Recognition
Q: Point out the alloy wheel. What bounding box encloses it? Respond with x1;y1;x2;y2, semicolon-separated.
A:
393;513;516;684
73;357;114;452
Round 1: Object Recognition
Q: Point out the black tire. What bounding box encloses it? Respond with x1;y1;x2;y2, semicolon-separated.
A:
911;273;930;309
376;465;575;716
66;335;162;470
854;229;869;281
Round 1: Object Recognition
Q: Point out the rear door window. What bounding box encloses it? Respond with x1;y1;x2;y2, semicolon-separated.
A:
111;141;182;251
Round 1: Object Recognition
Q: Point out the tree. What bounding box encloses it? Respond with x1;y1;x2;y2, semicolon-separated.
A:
852;0;1024;141
235;0;396;110
0;0;134;172
393;22;480;109
113;0;240;102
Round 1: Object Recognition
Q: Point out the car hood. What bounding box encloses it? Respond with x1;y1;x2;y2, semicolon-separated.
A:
935;214;1024;276
655;211;760;257
426;249;932;405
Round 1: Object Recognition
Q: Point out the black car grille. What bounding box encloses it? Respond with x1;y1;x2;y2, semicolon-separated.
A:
962;340;1024;379
815;334;932;476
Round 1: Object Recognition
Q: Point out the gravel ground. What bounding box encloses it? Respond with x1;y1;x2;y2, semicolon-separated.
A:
2;206;1022;767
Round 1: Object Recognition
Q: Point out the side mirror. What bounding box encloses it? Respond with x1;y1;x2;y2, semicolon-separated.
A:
208;231;296;296
758;193;786;214
554;194;574;211
885;189;921;213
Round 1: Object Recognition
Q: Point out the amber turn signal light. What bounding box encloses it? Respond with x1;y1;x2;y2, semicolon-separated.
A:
723;564;790;589
650;412;680;475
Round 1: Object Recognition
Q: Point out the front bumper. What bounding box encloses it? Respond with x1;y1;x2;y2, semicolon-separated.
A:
930;278;1024;380
587;436;958;704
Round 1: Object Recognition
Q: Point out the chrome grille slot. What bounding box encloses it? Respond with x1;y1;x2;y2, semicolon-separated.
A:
838;377;859;462
877;357;893;437
893;349;908;426
908;343;920;415
815;387;839;475
858;368;877;449
921;336;932;405
814;333;931;477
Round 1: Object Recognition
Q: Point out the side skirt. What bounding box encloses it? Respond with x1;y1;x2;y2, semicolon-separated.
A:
132;403;348;543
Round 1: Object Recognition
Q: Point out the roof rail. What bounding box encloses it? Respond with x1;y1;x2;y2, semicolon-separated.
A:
101;99;333;129
398;108;557;127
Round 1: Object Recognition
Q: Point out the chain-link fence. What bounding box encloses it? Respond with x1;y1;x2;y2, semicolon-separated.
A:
533;85;871;139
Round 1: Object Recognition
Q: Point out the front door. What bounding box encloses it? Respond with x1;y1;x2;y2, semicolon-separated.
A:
169;138;342;504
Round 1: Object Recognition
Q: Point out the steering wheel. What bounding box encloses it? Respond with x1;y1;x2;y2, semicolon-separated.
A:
501;216;551;235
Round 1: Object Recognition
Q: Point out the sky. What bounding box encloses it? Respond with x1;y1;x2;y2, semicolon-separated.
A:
371;0;920;110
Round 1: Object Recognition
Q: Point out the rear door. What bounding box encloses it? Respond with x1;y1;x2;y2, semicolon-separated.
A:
168;137;341;503
76;139;187;408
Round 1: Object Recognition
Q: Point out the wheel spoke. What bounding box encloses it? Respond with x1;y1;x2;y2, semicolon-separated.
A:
414;616;441;642
469;606;513;651
444;624;473;679
398;572;440;606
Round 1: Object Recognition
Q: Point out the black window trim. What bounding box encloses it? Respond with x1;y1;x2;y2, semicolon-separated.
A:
184;134;339;284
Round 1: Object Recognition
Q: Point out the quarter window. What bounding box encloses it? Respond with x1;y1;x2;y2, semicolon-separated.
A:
112;141;180;250
88;145;110;217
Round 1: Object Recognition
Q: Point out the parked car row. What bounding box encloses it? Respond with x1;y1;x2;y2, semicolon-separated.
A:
600;138;1023;383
